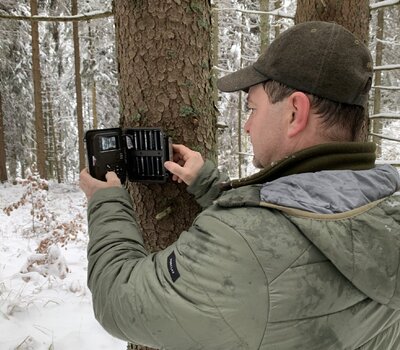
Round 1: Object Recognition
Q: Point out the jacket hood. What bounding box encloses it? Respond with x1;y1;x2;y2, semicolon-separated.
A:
217;165;400;309
260;164;400;214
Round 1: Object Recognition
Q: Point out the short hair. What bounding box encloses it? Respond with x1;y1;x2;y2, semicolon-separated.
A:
262;80;367;141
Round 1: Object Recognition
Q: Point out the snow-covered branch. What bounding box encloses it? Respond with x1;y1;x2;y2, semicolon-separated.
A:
370;133;400;143
370;113;400;120
213;66;233;74
374;64;400;71
370;0;400;10
215;65;400;74
372;85;400;90
377;38;400;46
0;10;113;22
214;7;294;19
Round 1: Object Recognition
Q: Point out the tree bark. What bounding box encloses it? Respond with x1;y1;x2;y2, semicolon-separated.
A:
50;18;65;182
45;82;54;179
88;23;99;129
274;0;282;37
259;0;270;51
30;0;47;179
114;1;216;348
211;3;219;105
295;0;370;44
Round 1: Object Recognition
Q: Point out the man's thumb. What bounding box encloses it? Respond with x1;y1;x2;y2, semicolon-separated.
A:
164;161;183;177
105;171;121;185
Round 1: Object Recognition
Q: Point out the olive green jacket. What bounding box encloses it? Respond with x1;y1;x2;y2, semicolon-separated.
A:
87;143;400;349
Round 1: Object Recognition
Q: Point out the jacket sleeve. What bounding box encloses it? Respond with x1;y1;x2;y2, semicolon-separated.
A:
187;159;230;208
87;187;268;350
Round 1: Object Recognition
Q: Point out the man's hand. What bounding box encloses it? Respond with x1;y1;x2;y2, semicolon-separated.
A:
164;144;204;186
80;169;122;201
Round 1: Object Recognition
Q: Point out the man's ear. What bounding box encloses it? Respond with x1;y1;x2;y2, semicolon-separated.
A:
287;92;311;138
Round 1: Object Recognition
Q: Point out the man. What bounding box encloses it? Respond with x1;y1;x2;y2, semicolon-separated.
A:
80;21;400;349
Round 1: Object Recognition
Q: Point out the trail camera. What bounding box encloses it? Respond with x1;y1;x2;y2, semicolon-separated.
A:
85;128;172;183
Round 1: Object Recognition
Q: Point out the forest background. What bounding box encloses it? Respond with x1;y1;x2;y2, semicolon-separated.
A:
0;1;400;350
0;0;399;183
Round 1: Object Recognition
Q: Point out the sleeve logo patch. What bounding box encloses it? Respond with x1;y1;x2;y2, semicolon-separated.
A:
167;251;180;283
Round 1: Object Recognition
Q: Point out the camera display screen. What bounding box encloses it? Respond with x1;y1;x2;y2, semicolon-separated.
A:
99;135;118;152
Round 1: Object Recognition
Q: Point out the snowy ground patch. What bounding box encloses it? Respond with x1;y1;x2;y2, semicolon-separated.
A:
0;180;126;350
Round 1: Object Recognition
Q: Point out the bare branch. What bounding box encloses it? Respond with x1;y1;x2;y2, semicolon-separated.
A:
370;0;400;10
372;85;400;90
0;10;113;22
370;133;400;143
370;113;400;120
213;66;233;74
374;64;400;71
213;7;294;19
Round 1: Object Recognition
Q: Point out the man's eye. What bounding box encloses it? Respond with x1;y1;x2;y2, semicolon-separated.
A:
245;105;255;113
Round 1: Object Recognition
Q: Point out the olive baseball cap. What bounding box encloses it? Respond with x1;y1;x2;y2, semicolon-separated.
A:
217;21;373;107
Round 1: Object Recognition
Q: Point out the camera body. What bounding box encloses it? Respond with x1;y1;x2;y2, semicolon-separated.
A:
85;127;172;183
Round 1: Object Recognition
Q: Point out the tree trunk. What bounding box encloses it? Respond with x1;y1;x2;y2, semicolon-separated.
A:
46;81;62;182
72;0;85;172
372;9;384;157
0;92;7;182
259;0;270;51
294;0;370;141
50;18;64;182
43;84;52;178
91;81;98;129
238;13;246;178
211;3;219;106
274;0;282;37
88;23;99;129
30;0;47;179
113;1;216;348
58;128;65;182
295;0;370;43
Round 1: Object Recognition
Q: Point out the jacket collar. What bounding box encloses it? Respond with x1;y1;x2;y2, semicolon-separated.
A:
219;142;376;191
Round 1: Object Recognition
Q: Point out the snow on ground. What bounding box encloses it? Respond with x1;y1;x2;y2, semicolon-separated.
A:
0;180;126;350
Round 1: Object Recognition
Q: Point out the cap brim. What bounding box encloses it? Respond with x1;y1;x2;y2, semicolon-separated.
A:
217;65;268;92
